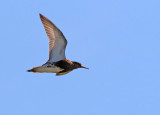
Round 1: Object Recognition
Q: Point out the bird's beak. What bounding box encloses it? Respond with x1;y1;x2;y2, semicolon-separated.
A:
81;66;89;69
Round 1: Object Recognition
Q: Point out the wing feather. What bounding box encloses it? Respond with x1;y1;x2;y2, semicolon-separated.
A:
39;14;67;62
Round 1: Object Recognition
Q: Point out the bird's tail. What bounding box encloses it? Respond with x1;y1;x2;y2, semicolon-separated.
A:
27;66;43;73
27;67;39;73
27;69;36;72
27;69;34;72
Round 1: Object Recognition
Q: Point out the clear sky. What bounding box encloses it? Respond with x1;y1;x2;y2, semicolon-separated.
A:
0;0;160;115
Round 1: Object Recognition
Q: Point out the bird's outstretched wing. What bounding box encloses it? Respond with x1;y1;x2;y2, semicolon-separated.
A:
39;14;67;63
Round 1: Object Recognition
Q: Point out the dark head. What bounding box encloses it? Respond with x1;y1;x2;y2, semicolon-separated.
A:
72;62;89;69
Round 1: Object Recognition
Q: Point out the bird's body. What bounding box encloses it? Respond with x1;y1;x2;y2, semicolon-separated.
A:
28;64;63;73
28;14;88;76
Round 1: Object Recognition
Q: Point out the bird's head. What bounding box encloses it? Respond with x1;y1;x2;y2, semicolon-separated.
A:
72;62;89;69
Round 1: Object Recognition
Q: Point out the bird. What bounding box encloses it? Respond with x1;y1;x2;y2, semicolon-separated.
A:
27;14;88;76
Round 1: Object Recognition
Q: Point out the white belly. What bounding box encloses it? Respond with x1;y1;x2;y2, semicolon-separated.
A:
32;65;63;73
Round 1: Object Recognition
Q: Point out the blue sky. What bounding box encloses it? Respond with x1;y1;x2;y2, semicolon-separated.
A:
0;0;160;115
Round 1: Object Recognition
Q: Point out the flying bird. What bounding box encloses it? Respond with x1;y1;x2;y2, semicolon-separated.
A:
28;14;88;75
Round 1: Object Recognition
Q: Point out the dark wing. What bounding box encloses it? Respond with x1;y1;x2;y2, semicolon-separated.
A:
40;14;67;62
55;59;73;75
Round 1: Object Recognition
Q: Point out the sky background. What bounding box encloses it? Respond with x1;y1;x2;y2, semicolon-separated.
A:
0;0;160;115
